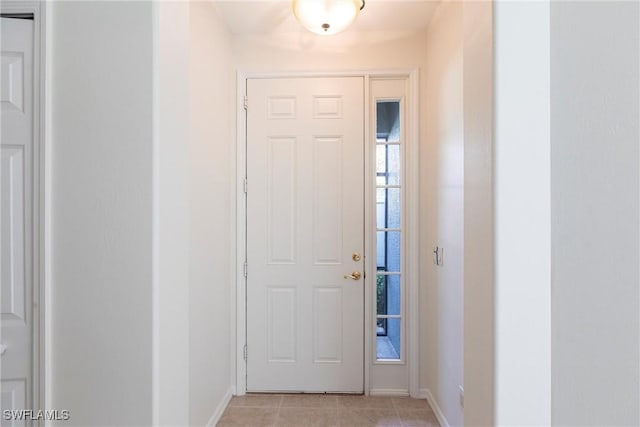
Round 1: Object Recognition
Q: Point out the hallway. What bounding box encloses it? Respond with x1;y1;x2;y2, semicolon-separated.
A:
5;0;637;425
218;394;439;426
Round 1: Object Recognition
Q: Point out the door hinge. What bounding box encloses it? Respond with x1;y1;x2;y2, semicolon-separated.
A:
243;177;248;194
243;95;248;110
243;344;248;361
243;261;248;278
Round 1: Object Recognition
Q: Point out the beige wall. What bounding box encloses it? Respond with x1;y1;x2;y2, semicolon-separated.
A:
422;2;464;426
462;1;494;425
233;30;427;73
156;2;237;424
423;2;495;425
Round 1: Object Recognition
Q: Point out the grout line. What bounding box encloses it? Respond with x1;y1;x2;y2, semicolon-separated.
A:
390;397;403;427
277;395;283;420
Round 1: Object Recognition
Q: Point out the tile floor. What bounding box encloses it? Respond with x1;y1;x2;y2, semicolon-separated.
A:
217;394;440;427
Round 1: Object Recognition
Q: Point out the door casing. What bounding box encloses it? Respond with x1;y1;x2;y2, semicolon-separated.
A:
234;70;420;397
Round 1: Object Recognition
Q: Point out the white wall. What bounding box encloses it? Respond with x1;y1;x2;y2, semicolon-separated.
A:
493;2;640;424
50;2;235;425
550;2;639;424
493;1;551;424
188;2;234;425
51;2;154;425
153;1;191;425
422;2;464;425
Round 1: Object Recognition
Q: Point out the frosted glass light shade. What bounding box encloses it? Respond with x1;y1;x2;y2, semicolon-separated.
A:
292;0;362;35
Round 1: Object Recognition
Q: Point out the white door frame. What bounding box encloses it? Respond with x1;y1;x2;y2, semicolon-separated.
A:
233;70;420;397
0;0;49;416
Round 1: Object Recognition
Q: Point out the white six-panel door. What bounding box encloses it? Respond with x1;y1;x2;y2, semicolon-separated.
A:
246;77;364;392
1;17;34;426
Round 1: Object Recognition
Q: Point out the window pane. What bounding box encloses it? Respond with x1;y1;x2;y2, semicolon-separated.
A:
385;188;401;229
385;231;401;272
386;275;401;315
376;317;401;360
387;318;402;358
376;231;401;272
376;200;386;230
386;144;401;184
376;231;386;268
376;144;400;185
376;188;400;229
376;101;400;143
376;145;387;174
376;274;387;317
377;274;401;316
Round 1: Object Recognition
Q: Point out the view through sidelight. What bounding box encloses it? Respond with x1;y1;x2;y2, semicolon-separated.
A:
375;100;402;361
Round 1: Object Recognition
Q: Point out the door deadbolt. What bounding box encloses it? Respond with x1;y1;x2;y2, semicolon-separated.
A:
352;252;361;262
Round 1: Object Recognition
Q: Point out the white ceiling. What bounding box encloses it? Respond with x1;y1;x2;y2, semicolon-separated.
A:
214;0;440;35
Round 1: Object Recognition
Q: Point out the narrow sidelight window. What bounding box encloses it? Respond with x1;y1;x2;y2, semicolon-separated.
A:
375;100;402;361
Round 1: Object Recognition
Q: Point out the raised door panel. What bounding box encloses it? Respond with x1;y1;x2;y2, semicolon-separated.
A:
312;287;343;363
267;287;297;363
1;147;25;323
267;137;297;265
1;52;24;113
312;137;343;265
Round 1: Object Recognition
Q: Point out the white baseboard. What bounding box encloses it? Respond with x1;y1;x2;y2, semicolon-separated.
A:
369;388;410;397
206;387;233;427
423;389;450;427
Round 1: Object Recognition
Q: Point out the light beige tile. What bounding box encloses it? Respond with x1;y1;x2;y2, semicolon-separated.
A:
337;395;394;409
281;394;338;408
277;407;339;426
397;409;440;427
217;407;278;426
392;398;433;411
337;408;401;426
228;394;283;408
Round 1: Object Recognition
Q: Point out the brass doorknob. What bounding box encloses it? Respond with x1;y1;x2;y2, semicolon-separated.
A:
344;271;361;280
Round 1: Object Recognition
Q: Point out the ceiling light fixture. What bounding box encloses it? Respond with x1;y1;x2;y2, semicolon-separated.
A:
292;0;366;36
